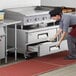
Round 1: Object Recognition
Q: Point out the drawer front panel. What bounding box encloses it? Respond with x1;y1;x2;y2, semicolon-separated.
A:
27;29;56;44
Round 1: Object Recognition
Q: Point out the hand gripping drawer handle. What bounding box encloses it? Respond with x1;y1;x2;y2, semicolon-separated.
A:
37;33;48;39
49;45;60;52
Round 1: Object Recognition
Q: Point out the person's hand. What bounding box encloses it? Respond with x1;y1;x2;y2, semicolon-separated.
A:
56;42;60;48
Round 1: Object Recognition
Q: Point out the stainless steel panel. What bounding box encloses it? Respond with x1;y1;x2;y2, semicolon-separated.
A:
0;36;5;59
27;29;56;44
0;27;5;59
28;40;68;56
5;6;50;25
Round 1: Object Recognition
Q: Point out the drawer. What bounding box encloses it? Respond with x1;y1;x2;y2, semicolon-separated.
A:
27;41;50;56
39;42;60;56
27;29;57;44
28;40;68;57
28;41;60;56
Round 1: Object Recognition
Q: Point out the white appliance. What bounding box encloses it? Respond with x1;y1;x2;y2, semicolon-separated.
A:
28;42;59;56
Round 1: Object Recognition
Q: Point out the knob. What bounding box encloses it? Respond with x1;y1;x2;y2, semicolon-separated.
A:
35;18;37;21
27;19;29;22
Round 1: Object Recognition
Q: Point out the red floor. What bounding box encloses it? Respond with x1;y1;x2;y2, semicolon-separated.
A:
0;51;76;76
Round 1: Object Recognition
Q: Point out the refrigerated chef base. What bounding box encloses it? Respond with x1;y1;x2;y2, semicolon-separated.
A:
7;25;59;55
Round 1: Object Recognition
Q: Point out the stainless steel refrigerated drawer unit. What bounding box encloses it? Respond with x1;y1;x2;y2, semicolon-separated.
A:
28;42;60;56
7;25;59;54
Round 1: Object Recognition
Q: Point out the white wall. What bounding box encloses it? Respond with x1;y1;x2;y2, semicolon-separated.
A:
41;0;76;8
1;0;76;10
0;0;41;9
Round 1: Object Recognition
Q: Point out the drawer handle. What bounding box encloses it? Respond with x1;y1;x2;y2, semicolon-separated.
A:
37;33;48;39
49;45;60;52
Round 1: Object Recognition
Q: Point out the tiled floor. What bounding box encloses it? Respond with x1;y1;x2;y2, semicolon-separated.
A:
39;63;76;76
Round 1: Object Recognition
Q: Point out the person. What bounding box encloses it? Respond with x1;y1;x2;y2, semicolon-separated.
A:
49;7;76;60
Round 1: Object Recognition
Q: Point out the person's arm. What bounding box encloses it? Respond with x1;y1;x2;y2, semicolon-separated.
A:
53;28;62;40
49;28;62;41
56;14;70;47
56;31;67;47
